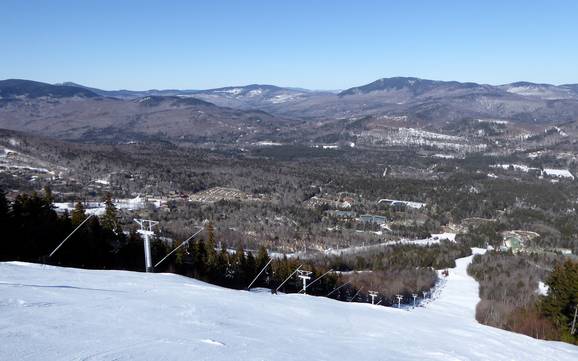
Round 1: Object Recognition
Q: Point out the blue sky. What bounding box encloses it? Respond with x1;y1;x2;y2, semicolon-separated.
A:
2;0;578;90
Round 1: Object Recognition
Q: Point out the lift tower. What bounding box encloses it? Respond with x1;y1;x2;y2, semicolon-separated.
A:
297;270;312;294
369;290;378;305
134;219;159;273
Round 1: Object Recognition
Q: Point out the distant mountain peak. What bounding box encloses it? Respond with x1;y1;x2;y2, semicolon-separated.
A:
134;95;215;107
0;79;100;99
338;77;486;97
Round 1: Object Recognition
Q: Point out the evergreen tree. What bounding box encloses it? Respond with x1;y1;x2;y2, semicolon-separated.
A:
255;245;271;287
101;193;119;232
245;251;257;286
117;230;145;271
219;243;232;285
542;260;578;343
205;222;218;277
10;192;60;260
256;245;270;270
71;201;87;226
233;244;247;287
43;185;54;206
192;239;207;278
0;189;12;260
206;222;215;244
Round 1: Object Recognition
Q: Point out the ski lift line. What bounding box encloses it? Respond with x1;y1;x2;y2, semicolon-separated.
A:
349;287;363;302
275;265;302;293
247;258;273;290
48;214;94;258
299;269;333;293
326;281;351;297
154;228;203;269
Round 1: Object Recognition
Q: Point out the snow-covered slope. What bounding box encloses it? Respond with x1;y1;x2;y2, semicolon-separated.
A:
1;252;577;360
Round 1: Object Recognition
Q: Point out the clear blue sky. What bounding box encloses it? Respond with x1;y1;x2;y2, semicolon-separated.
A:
2;0;578;90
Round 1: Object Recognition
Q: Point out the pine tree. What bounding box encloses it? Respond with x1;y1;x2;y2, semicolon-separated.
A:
221;243;234;284
205;222;218;277
206;222;215;244
255;245;271;287
71;201;87;226
542;260;578;342
101;193;119;231
43;185;54;206
192;239;208;278
245;251;257;286
0;189;11;260
233;244;247;287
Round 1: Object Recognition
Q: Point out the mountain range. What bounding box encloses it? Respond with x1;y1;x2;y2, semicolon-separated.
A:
1;77;578;143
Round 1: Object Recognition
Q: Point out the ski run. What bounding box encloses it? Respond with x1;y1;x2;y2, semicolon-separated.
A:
1;249;577;360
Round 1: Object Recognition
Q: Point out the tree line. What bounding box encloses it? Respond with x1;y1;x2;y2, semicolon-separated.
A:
1;188;449;308
468;250;578;344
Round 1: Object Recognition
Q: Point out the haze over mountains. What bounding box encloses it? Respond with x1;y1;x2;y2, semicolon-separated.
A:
1;77;578;143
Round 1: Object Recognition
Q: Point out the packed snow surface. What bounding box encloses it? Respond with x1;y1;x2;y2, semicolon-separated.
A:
1;251;577;360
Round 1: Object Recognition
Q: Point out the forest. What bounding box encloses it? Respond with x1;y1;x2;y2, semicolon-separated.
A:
468;251;577;344
2;129;578;344
0;188;445;307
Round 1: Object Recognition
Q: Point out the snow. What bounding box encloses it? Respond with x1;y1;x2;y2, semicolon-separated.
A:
431;153;455;159
378;198;426;209
53;196;156;216
313;144;339;149
254;141;282;146
1;251;577;360
477;119;509;125
492;163;533;172
0;147;18;157
492;164;574;180
543;168;574;180
214;88;243;95
0;164;54;174
268;93;299;103
321;233;456;257
537;281;550;296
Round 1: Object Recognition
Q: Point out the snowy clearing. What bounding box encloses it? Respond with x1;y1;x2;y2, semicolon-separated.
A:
491;164;574;180
322;233;457;257
1;251;577;360
377;198;426;209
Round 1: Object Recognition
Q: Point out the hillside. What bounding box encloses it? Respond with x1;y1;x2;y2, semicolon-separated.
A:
2;251;577;360
0;79;99;99
3;77;578;144
0;82;295;143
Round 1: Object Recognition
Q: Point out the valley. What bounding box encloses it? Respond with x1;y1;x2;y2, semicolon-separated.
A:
1;77;578;351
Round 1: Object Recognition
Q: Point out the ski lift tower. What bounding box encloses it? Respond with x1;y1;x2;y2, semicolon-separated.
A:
369;290;378;305
297;270;312;294
395;294;403;309
134;219;159;273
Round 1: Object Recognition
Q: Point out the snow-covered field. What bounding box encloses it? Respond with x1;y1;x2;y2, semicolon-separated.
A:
491;164;575;180
1;251;577;360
